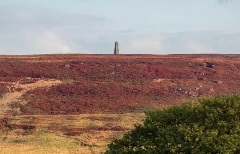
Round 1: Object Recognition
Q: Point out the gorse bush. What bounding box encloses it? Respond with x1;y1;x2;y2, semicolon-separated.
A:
105;95;240;154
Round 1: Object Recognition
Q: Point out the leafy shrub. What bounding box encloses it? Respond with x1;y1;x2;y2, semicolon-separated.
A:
105;95;240;154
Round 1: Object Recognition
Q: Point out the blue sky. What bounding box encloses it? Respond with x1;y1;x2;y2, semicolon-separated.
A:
0;0;239;54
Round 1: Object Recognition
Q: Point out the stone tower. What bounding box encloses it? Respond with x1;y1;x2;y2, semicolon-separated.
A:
114;41;119;55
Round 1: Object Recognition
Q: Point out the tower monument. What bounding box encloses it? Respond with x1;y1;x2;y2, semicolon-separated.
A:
114;41;119;55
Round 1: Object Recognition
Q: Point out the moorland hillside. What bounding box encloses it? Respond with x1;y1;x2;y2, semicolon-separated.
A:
0;54;239;114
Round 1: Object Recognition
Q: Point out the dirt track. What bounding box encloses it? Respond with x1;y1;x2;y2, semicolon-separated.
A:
0;79;62;115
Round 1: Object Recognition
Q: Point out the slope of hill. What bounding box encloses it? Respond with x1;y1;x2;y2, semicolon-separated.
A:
0;54;239;114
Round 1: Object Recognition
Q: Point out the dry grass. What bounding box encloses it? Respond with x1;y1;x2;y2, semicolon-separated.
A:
0;113;145;154
0;131;84;154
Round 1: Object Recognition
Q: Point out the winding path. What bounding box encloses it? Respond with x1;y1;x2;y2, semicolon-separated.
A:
0;78;62;115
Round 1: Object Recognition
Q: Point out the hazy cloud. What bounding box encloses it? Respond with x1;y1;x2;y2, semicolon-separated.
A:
117;32;240;54
218;0;231;3
0;6;106;54
0;31;73;54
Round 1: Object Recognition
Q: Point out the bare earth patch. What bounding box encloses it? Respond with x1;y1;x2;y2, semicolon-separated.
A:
0;78;62;115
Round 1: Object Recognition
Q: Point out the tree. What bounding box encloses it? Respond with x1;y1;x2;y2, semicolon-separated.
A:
105;95;240;154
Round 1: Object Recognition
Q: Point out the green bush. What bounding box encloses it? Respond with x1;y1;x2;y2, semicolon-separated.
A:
105;95;240;154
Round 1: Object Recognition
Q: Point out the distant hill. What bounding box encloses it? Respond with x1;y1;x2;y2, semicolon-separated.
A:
0;54;239;114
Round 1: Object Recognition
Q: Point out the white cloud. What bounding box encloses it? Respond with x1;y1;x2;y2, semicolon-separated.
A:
0;6;106;54
117;32;240;54
218;0;231;3
129;37;164;54
185;41;215;53
0;31;73;54
31;31;72;54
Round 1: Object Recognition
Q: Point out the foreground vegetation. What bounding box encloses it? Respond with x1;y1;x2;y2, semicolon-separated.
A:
0;114;144;154
106;95;240;154
1;95;240;153
0;131;82;154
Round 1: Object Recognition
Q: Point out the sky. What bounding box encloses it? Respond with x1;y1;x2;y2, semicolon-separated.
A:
0;0;240;55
